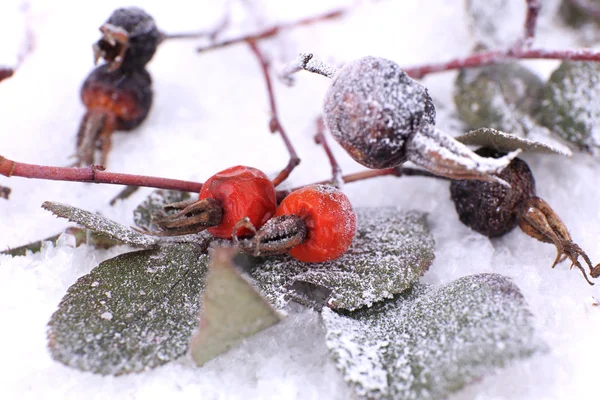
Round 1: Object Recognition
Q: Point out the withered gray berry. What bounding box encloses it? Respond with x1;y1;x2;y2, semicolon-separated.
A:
323;56;436;169
450;148;536;237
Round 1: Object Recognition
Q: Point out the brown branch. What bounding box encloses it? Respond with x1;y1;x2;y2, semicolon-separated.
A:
197;8;344;53
313;116;342;187
403;47;600;79
276;166;448;203
523;0;541;47
0;155;203;193
247;40;300;187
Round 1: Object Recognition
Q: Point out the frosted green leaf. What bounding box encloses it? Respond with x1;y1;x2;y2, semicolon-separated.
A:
251;208;435;311
539;61;600;154
42;201;157;247
133;189;192;231
323;273;544;400
47;243;209;375
190;248;282;366
456;127;572;155
454;63;544;134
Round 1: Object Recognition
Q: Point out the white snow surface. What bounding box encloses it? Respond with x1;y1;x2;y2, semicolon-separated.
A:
1;0;599;399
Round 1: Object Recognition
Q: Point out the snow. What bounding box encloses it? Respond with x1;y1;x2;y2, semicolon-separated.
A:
1;0;600;399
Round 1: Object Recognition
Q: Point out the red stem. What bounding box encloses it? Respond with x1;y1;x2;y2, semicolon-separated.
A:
247;40;300;187
523;0;541;46
403;47;600;79
313;116;342;186
196;9;344;53
0;156;204;193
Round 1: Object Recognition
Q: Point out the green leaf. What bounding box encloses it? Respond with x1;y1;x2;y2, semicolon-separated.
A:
454;63;544;135
47;243;209;375
190;248;282;366
133;189;192;231
539;61;600;154
251;208;435;311
456;127;572;155
42;201;157;247
322;273;545;400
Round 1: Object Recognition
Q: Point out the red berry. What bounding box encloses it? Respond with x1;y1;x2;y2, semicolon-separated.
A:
199;166;277;239
275;185;356;263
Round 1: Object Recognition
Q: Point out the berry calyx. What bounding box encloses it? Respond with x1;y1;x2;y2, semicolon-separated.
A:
93;7;161;71
76;65;153;166
235;184;356;263
144;166;276;238
199;166;277;239
277;185;356;262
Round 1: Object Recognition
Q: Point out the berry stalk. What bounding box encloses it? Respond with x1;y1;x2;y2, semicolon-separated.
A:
247;39;300;187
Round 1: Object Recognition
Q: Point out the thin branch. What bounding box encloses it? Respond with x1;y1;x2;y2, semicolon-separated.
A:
276;166;448;203
161;12;230;42
403;47;600;79
0;155;203;193
313;116;342;187
247;40;300;187
197;8;344;53
522;0;541;47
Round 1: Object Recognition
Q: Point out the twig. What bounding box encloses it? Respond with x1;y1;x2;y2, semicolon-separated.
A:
522;0;541;47
403;47;600;79
247;40;300;187
0;155;203;193
197;8;345;53
161;12;230;42
313;116;342;187
275;166;448;203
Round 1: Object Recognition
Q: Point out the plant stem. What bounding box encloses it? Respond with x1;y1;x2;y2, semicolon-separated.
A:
403;47;600;79
313;116;342;187
196;9;344;53
0;156;204;193
247;39;301;187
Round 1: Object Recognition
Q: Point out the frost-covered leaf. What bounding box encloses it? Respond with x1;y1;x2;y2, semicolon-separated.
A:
190;248;281;366
323;273;544;400
133;189;192;231
456;127;572;155
465;0;524;49
539;61;600;154
42;201;157;247
251;207;435;311
454;63;544;135
47;243;208;375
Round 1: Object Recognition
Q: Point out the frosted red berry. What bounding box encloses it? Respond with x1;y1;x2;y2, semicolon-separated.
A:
275;184;356;263
200;166;277;239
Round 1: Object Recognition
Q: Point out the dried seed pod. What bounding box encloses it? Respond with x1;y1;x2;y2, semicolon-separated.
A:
75;64;153;166
93;7;162;71
282;54;520;185
450;147;597;285
450;148;536;237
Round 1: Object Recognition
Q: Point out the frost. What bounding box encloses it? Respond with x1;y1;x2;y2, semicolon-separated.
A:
323;56;436;169
47;243;208;375
323;274;545;400
250;207;435;311
465;0;525;49
42;201;157;248
539;61;600;154
456;127;572;155
190;248;281;366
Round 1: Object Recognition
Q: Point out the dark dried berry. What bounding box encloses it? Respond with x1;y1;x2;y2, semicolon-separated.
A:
75;64;153;165
324;56;436;169
450;148;536;237
93;7;161;71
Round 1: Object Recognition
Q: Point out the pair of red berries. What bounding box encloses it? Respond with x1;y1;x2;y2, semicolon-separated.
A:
153;165;356;263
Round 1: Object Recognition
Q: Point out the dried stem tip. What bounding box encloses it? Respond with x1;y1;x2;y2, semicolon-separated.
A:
280;53;338;85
